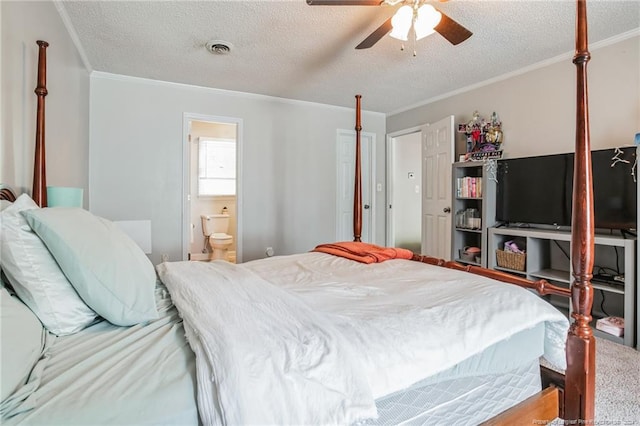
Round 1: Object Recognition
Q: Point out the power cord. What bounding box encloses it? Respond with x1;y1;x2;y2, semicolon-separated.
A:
599;290;610;317
554;240;570;260
614;246;621;275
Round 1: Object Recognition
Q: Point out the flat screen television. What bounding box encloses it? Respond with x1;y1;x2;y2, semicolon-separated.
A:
496;147;637;230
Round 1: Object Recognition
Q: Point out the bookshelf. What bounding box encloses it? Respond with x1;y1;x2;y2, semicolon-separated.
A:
451;161;496;267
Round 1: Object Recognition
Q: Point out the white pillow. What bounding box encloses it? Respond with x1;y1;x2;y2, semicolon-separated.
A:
22;207;158;327
0;194;98;335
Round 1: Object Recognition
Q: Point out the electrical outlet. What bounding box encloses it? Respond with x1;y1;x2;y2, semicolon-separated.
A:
161;254;169;263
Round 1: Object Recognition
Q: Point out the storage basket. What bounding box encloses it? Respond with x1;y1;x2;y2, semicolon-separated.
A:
495;249;526;271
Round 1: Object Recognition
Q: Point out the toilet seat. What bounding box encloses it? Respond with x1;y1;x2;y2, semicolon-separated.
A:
211;233;232;241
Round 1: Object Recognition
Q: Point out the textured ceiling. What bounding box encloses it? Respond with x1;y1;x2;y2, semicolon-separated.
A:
58;0;640;114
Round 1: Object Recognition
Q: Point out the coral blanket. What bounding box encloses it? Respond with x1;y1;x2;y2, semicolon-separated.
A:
312;242;414;264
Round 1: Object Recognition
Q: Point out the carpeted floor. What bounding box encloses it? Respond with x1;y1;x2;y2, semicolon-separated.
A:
542;337;640;424
593;338;640;423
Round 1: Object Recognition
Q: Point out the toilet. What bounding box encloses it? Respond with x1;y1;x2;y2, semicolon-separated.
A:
201;214;233;260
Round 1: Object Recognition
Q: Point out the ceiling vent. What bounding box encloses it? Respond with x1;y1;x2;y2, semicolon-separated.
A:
206;40;233;55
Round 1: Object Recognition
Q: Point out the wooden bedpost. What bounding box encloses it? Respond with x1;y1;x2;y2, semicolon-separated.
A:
33;40;49;207
565;0;596;421
353;94;362;242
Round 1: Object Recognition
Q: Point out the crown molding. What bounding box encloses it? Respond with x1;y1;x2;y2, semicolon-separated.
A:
387;29;640;117
90;71;386;117
52;0;93;73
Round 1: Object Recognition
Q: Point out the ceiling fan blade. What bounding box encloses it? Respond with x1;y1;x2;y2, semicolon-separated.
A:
434;11;472;45
306;0;382;5
356;17;392;49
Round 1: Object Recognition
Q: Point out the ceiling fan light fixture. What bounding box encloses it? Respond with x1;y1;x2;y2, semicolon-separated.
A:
414;4;442;40
389;5;413;41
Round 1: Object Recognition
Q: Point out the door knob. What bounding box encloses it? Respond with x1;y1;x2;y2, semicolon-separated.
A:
364;204;370;209
443;207;451;213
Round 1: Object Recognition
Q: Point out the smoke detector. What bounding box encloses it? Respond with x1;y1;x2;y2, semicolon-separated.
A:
205;40;233;55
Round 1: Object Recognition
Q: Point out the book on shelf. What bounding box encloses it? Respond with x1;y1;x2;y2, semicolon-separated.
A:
595;316;624;337
456;177;483;198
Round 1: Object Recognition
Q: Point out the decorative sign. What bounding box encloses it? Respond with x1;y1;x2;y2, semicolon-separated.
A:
470;150;503;161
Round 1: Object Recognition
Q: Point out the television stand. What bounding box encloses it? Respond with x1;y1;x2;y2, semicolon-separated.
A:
488;226;637;349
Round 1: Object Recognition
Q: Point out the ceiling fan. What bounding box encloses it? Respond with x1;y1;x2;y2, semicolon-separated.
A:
306;0;472;50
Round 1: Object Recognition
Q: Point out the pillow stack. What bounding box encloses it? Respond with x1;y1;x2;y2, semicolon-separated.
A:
0;194;158;335
0;195;97;335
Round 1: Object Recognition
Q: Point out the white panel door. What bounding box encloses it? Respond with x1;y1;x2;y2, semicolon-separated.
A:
421;116;454;258
336;130;374;242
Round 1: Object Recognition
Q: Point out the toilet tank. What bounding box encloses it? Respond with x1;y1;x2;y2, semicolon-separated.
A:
201;214;229;236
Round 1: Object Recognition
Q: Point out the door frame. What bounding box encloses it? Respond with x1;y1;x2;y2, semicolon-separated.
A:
182;112;243;262
385;125;425;246
336;129;376;243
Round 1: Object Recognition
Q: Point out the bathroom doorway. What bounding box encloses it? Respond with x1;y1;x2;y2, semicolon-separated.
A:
182;113;243;263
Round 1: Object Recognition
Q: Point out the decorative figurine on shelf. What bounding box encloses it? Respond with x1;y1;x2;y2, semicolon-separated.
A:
457;111;503;161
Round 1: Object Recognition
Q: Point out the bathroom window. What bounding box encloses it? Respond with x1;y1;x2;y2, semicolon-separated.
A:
198;138;236;197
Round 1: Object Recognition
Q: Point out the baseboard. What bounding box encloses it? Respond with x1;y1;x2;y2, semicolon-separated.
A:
189;251;236;263
189;252;214;261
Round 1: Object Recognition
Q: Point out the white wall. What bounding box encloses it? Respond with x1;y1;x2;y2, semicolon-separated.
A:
89;74;386;264
1;1;90;200
387;35;640;159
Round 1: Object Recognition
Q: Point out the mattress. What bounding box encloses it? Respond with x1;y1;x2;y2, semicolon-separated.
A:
371;359;541;425
244;252;567;397
400;321;545;389
4;252;562;425
3;283;198;426
4;283;549;426
369;325;545;425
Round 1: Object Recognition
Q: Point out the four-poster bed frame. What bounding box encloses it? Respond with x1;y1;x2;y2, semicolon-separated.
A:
350;0;595;422
7;0;595;422
33;40;49;208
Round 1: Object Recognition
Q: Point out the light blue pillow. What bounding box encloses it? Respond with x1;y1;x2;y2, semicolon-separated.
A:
22;208;158;326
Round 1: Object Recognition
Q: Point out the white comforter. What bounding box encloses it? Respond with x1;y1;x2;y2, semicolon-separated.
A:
158;253;569;424
157;260;377;426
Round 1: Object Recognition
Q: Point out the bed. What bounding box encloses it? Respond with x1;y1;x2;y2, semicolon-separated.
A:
1;1;597;424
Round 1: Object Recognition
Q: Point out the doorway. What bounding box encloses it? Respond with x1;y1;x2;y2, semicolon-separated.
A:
386;116;454;258
386;128;423;252
182;113;243;263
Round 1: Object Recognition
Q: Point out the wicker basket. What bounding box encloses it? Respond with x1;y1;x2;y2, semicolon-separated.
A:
495;249;526;271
